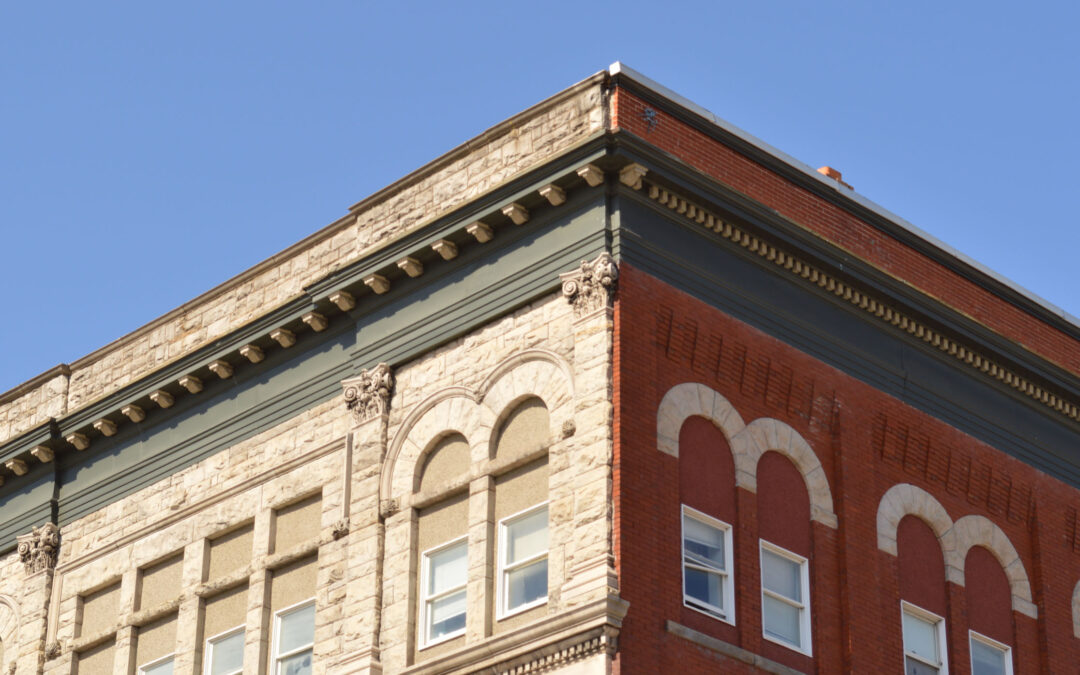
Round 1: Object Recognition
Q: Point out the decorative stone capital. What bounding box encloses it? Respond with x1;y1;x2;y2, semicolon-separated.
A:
17;522;59;575
342;363;394;425
560;253;618;317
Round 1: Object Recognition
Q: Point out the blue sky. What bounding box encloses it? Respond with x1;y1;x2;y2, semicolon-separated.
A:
1;2;1077;393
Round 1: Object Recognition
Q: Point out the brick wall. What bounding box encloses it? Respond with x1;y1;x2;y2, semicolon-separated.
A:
612;86;1080;377
613;263;1080;674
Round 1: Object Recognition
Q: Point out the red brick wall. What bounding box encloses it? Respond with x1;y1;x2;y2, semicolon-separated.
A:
611;86;1080;377
612;263;1080;674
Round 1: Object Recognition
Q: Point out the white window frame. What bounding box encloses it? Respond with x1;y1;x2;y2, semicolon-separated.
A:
138;653;175;675
418;535;468;649
270;598;315;675
901;601;949;675
203;624;244;675
680;505;735;623
497;502;550;620
969;630;1012;675
759;540;812;655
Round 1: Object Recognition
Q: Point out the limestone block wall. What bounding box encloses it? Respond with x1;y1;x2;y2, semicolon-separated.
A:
0;76;606;445
0;371;68;449
360;290;618;674
29;394;350;675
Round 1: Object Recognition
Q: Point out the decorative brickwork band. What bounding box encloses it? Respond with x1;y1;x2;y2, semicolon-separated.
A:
17;522;59;574
342;363;394;424
646;181;1080;424
561;253;618;317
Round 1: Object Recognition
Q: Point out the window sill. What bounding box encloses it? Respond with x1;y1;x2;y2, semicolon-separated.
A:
665;621;806;675
403;595;628;675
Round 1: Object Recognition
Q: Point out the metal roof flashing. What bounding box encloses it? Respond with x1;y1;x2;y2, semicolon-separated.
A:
607;62;1080;333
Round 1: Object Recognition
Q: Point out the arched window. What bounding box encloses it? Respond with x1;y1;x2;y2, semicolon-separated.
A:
897;515;948;675
965;546;1014;675
678;416;736;625
757;452;812;656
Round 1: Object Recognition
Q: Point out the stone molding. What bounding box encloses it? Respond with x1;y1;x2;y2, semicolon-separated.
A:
645;181;1080;425
656;382;837;528
382;350;575;505
399;596;628;675
876;483;952;556
343;363;394;425
560;253;618;318
17;522;59;575
874;483;1037;618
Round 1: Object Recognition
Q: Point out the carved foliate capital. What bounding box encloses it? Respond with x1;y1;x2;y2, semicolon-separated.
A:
342;363;394;424
17;522;59;575
560;252;618;317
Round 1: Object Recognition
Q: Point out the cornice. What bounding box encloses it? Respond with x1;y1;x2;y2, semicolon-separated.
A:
609;71;1080;352
0;146;618;488
638;176;1080;425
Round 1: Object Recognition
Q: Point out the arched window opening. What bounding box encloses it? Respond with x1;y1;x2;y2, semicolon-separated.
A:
493;398;549;462
417;433;470;494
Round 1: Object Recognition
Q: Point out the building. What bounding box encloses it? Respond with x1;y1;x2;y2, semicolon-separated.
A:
0;63;1078;674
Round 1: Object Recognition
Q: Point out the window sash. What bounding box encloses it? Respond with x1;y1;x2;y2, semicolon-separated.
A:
759;541;811;654
969;630;1011;675
272;599;315;674
420;537;468;647
681;506;733;621
499;503;549;618
204;625;244;675
901;602;948;675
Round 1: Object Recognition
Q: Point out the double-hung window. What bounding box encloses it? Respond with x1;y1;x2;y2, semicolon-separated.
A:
204;626;244;675
139;656;175;675
901;603;947;675
419;537;468;647
498;503;549;618
760;541;811;654
681;505;734;622
272;599;314;675
969;631;1011;675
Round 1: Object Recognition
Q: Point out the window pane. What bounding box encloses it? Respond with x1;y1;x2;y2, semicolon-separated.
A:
762;594;801;647
902;612;939;663
428;589;466;639
209;630;244;675
142;659;174;675
507;557;547;609
761;549;801;601
971;638;1007;675
683;517;724;569
278;649;312;675
507;508;548;563
277;603;315;655
684;567;723;610
428;542;467;596
904;656;940;675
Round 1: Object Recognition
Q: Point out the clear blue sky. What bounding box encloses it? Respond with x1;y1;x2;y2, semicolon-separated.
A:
2;2;1077;394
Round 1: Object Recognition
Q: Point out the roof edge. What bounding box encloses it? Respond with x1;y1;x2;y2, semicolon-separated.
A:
608;61;1080;334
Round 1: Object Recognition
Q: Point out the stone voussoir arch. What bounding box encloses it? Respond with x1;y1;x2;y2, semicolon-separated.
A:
876;483;954;556
655;383;835;528
383;350;576;504
384;386;485;503
478;349;575;436
655;382;745;457
946;514;1037;618
731;418;838;529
